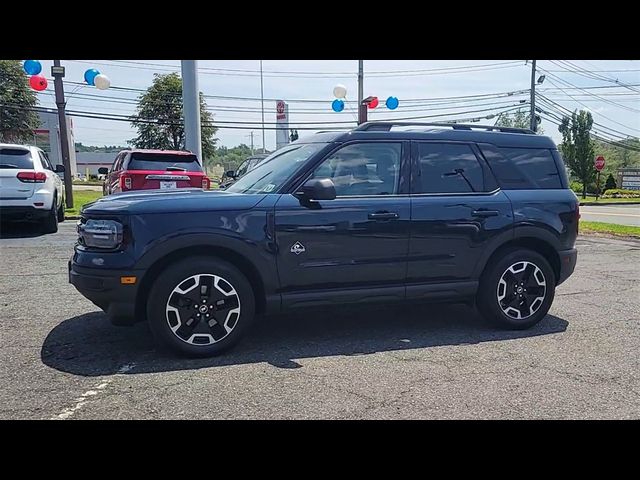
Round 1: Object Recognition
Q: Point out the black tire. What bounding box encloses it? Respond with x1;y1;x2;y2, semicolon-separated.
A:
57;195;65;222
147;256;255;357
42;195;59;234
476;247;555;330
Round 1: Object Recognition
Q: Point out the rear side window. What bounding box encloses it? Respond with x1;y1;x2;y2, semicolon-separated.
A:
480;146;562;189
0;148;33;169
415;143;484;194
126;153;203;172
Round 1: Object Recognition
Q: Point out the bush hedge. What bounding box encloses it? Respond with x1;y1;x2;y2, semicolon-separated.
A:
602;189;640;198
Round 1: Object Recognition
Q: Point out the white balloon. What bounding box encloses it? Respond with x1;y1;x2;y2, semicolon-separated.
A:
94;74;111;90
333;84;347;99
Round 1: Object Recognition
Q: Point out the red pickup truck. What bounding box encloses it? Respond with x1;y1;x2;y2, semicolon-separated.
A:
99;149;210;195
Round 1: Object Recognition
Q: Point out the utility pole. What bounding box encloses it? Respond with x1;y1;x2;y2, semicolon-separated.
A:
260;60;266;153
357;60;365;125
181;60;202;162
530;59;537;132
52;60;73;208
247;131;255;155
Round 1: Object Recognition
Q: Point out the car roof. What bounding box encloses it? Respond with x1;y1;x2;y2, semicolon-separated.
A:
0;143;38;152
121;149;196;156
297;123;558;149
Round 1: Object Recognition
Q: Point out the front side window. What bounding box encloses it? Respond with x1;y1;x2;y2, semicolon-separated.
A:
310;142;402;196
415;143;484;194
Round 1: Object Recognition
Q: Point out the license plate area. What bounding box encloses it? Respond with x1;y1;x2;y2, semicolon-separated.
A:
160;181;177;189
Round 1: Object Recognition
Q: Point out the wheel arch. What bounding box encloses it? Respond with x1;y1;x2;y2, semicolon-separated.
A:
477;236;561;285
135;245;268;323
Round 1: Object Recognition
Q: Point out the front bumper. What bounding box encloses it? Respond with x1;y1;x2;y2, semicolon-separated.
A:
557;248;578;285
0;205;50;221
69;260;141;325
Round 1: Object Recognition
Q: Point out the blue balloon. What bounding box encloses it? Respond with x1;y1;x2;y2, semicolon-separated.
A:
23;60;42;76
386;96;399;110
84;68;100;86
332;99;344;113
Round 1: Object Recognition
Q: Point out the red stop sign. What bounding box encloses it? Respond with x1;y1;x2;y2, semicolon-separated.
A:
595;155;605;171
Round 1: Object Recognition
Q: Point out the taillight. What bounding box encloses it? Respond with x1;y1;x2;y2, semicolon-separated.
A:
119;174;132;190
17;171;47;183
202;177;210;190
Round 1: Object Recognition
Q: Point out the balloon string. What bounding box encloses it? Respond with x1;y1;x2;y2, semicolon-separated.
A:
343;96;359;124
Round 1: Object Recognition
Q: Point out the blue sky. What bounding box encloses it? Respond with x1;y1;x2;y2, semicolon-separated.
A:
30;60;640;151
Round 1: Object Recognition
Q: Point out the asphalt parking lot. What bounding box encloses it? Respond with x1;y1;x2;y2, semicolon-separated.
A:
1;221;639;419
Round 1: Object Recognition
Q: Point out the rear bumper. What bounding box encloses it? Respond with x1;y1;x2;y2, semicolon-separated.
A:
557;248;578;285
69;260;141;325
0;205;49;221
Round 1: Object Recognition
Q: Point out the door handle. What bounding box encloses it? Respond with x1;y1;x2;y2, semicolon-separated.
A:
368;211;399;220
472;209;500;217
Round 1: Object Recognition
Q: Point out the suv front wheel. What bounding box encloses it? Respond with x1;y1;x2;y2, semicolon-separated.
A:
477;248;556;330
147;256;256;357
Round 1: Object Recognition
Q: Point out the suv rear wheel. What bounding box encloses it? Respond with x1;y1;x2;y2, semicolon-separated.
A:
477;248;555;329
147;256;255;357
42;193;59;234
57;195;65;222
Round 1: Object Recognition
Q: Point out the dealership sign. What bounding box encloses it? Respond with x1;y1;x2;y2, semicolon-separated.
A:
618;168;640;191
275;100;290;150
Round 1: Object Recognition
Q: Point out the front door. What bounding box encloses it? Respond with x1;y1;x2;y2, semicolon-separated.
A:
408;141;514;288
275;141;411;304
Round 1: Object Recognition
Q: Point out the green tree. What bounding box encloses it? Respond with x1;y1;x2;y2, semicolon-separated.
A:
559;110;595;199
0;60;40;143
129;73;217;161
604;173;617;191
495;108;543;133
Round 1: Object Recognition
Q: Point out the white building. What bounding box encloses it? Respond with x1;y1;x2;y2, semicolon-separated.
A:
34;110;77;177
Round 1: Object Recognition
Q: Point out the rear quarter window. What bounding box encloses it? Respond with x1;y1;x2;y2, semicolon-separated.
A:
126;153;203;172
0;148;33;169
479;145;562;189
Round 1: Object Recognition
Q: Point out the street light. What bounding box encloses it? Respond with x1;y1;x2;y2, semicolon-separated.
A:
537;74;546;84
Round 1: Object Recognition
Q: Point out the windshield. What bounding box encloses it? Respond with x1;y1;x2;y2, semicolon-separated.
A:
0;148;33;169
127;152;202;172
226;143;328;194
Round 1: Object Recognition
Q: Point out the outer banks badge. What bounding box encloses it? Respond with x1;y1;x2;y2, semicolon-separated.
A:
290;241;306;255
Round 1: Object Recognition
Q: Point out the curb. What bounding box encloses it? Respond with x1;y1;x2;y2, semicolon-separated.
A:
580;201;640;206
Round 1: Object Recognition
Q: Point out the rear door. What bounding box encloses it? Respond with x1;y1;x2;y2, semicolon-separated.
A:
0;147;36;200
38;151;62;199
107;153;125;194
408;141;513;289
124;152;205;190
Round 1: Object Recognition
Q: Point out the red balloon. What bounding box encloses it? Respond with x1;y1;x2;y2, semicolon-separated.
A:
29;74;48;91
367;96;379;109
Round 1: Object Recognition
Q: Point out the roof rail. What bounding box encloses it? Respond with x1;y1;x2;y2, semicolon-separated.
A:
354;121;535;134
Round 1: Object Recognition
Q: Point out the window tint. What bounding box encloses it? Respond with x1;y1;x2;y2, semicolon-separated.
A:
416;143;483;194
111;153;123;172
39;152;52;170
311;143;401;196
499;148;561;189
479;145;562;189
127;153;203;172
0;148;33;169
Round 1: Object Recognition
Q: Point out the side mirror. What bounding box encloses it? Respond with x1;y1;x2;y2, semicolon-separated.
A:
55;164;65;173
98;167;109;175
225;170;236;178
295;178;336;201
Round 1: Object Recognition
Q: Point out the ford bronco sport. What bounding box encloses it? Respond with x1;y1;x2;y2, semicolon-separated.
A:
70;122;579;357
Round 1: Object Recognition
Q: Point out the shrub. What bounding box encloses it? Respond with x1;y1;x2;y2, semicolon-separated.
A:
602;189;640;198
604;173;617;191
570;181;583;194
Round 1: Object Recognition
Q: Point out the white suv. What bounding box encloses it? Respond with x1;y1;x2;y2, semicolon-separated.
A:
0;144;66;233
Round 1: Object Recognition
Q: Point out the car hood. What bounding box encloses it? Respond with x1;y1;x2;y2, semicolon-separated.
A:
82;188;268;215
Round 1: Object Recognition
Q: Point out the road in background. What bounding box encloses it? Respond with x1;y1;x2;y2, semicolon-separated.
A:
1;222;639;419
580;205;640;226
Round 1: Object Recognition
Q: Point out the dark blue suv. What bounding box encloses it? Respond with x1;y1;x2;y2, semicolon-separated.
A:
70;122;579;357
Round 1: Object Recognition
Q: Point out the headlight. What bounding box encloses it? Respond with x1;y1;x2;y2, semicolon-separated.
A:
77;219;124;249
